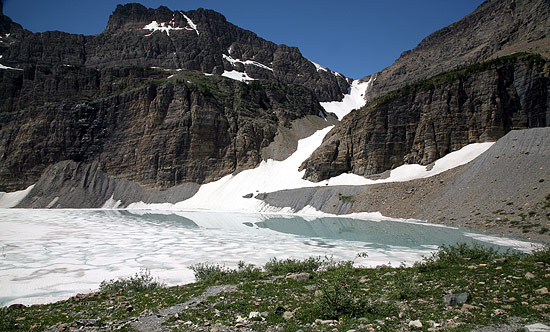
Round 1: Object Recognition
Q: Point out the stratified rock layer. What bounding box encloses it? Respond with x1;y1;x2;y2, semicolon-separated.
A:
301;55;549;182
365;0;550;102
0;4;346;191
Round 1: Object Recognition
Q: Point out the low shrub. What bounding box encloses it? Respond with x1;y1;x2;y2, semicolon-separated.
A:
190;261;262;284
99;268;165;294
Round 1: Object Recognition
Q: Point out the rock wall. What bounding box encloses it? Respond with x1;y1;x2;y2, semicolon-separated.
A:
17;160;200;208
365;0;550;102
301;55;550;182
0;70;329;191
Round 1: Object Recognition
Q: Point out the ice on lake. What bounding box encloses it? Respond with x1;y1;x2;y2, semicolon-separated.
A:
0;209;534;306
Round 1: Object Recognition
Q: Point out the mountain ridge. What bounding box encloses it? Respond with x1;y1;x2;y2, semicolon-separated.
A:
0;3;348;191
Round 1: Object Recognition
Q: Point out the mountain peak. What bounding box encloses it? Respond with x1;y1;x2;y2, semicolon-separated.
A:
105;3;176;32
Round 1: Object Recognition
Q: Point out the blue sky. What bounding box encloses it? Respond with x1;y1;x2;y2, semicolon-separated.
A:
3;0;485;79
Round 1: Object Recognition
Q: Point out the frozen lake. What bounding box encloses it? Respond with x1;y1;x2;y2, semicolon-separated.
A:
0;209;534;306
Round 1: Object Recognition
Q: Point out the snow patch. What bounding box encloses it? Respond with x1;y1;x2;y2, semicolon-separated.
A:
463;232;538;253
0;55;22;71
143;21;185;36
127;123;493;215
181;12;200;35
144;12;199;36
310;60;328;72
222;54;273;72
222;70;256;82
0;185;34;208
320;76;374;120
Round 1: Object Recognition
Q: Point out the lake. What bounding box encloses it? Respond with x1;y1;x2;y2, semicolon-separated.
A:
0;209;534;307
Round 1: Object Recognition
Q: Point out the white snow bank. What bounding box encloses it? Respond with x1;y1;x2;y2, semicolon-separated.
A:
143;21;185;36
127;124;494;214
0;55;22;71
377;142;495;183
320;76;374;120
463;232;538;253
181;12;199;35
310;60;328;72
144;12;199;36
222;70;256;82
0;185;34;208
222;54;273;72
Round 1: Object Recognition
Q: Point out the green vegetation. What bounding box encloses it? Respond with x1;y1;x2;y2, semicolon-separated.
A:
2;243;550;332
372;53;548;107
98;268;165;294
338;193;356;203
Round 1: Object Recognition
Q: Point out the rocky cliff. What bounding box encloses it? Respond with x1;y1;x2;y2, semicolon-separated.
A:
301;54;549;181
0;3;347;191
364;0;550;102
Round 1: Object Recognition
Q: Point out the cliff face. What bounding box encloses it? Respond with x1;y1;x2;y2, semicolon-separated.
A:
365;0;550;102
0;69;328;191
301;55;550;181
0;3;345;191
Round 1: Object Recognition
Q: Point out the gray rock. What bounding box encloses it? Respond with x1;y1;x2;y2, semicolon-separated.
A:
75;319;101;326
282;311;294;320
285;272;313;281
525;323;550;332
443;293;470;306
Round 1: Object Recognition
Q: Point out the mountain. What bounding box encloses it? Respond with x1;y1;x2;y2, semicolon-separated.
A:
364;0;550;102
301;0;550;182
0;3;348;192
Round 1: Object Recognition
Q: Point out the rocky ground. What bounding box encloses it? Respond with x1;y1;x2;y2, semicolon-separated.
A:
1;245;550;332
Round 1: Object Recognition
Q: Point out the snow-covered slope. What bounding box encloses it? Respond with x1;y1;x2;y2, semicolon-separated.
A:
320;77;374;120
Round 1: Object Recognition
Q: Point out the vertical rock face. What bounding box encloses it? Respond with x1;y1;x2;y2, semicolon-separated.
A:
0;70;326;191
301;55;550;181
0;3;345;191
365;0;550;102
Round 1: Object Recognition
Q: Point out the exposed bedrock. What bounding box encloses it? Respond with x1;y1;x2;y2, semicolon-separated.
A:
17;160;199;208
0;3;346;192
0;71;331;191
301;55;550;182
365;0;550;102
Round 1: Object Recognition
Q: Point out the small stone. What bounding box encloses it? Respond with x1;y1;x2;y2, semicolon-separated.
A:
75;319;100;327
525;272;536;280
496;266;503;270
460;304;477;312
524;323;550;332
285;272;312;281
409;320;423;328
235;323;245;328
249;311;261;319
493;309;506;315
534;304;550;311
494;257;507;263
315;319;338;325
535;287;549;295
282;311;294;320
443;293;470;306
